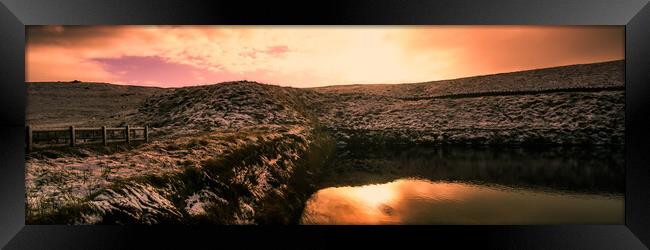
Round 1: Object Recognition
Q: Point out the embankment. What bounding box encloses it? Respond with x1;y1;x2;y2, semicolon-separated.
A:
27;127;335;224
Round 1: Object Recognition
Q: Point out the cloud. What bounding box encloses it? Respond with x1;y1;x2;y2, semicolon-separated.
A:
263;45;290;56
26;46;116;82
93;55;286;87
392;26;624;80
26;26;624;87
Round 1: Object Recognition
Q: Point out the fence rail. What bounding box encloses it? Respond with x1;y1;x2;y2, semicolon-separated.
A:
26;125;148;152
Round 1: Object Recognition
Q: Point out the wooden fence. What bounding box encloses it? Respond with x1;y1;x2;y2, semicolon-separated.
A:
26;125;148;152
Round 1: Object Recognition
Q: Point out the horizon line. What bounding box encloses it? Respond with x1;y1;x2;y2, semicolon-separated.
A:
26;58;624;89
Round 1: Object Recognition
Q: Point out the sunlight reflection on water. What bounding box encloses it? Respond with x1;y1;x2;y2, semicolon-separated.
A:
300;178;623;225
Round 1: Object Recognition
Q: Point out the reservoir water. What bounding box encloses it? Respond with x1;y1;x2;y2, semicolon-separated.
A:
300;146;624;225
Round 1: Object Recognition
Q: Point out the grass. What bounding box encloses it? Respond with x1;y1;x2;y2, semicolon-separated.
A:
27;82;170;128
28;143;146;160
254;128;336;224
26;201;94;225
321;91;624;146
27;125;337;225
313;60;623;98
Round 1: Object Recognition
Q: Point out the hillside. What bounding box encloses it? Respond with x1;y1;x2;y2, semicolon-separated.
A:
313;60;624;99
26;124;334;224
25;60;625;224
27;82;171;128
26;81;334;224
307;60;624;146
26;61;624;145
312;90;624;146
133;81;323;138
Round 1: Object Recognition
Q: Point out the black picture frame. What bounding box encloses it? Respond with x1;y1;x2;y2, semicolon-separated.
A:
1;0;649;249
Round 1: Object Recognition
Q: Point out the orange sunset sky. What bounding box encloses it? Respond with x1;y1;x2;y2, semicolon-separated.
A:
26;25;624;88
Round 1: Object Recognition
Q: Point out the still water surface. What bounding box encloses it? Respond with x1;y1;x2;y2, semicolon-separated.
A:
300;146;624;225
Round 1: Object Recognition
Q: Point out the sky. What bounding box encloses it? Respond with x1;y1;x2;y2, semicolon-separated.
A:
26;25;624;88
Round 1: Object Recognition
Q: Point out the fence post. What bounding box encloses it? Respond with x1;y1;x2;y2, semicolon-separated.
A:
144;126;149;142
125;125;130;144
102;126;107;146
69;126;76;147
26;126;33;152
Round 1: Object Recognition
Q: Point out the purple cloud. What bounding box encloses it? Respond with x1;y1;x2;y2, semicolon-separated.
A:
93;56;279;87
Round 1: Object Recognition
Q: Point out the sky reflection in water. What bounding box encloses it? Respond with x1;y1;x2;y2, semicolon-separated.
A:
300;178;623;225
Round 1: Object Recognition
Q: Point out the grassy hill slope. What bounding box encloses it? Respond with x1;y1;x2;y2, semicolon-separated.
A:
313;60;623;99
27;82;171;128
